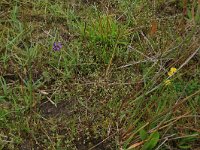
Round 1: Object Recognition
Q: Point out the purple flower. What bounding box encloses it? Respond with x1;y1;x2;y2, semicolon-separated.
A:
53;42;62;51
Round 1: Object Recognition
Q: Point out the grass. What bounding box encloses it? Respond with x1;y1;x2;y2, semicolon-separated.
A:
0;0;200;149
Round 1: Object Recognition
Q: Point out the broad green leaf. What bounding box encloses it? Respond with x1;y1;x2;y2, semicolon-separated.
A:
142;131;160;150
139;129;148;141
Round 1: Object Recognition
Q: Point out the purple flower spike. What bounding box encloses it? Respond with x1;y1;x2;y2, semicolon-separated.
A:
53;42;62;51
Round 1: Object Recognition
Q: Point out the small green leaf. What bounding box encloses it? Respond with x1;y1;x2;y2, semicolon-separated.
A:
142;131;160;150
139;129;148;141
0;96;6;100
178;144;191;149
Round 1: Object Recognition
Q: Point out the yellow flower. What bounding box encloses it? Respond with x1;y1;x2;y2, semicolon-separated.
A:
167;67;177;77
164;79;171;85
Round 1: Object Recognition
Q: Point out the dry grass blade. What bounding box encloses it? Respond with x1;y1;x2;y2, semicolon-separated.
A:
127;141;144;150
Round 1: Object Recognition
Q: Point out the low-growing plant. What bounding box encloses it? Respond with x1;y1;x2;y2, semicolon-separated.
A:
79;14;129;63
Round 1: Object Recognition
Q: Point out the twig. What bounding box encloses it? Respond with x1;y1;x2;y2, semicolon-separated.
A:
89;130;121;150
168;134;199;141
155;134;176;150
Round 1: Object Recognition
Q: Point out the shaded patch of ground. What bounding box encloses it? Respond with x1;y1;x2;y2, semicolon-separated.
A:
156;0;183;16
74;134;114;150
81;0;101;5
39;99;75;118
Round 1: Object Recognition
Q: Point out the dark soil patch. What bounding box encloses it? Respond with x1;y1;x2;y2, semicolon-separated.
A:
74;136;113;150
39;99;75;118
156;0;183;16
81;0;101;5
19;140;36;150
